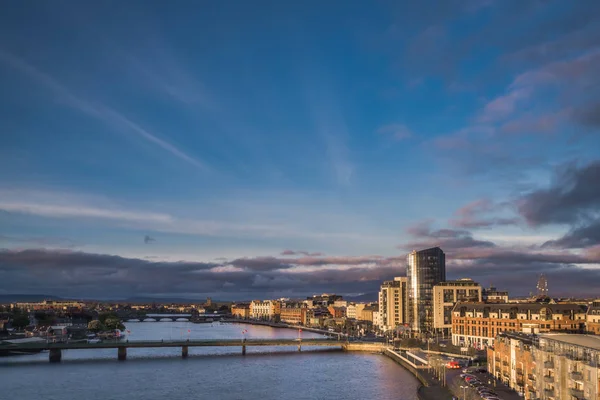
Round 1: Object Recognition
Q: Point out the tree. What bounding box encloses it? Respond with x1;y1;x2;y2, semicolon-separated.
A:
11;312;30;329
104;317;125;331
88;320;106;332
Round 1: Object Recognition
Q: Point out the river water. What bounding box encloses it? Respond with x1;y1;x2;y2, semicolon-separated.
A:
0;322;419;400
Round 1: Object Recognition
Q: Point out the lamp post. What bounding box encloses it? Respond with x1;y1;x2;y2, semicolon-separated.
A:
460;385;468;400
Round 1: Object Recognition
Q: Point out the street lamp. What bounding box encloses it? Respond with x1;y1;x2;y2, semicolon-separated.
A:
460;385;468;400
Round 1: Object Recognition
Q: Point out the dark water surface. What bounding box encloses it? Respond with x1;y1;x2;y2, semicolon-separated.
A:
0;322;419;400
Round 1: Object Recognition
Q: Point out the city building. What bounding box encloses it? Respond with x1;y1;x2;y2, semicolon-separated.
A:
373;310;381;329
360;305;378;323
280;305;308;325
11;300;86;311
432;278;482;336
586;299;600;335
378;277;408;332
327;305;346;319
308;294;343;307
249;300;281;321
407;247;446;333
231;303;250;319
489;333;600;400
346;303;367;320
452;302;587;349
487;332;536;398
482;285;509;303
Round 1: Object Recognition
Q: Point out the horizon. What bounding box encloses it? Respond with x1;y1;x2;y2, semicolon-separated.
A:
1;1;600;300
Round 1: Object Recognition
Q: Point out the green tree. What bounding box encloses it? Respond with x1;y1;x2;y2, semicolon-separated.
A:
11;312;30;329
88;320;106;332
104;317;125;331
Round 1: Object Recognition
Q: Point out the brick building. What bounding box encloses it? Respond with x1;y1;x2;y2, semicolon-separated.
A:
231;303;250;319
452;302;587;349
280;305;308;325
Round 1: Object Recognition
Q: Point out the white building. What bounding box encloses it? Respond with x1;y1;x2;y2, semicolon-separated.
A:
378;277;408;332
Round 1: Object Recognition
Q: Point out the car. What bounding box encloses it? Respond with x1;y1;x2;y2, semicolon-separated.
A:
475;368;488;373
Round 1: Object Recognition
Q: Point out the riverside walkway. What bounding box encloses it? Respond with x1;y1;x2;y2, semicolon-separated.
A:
0;338;353;362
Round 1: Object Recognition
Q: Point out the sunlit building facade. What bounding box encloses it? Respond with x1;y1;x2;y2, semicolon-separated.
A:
378;277;408;332
407;247;446;333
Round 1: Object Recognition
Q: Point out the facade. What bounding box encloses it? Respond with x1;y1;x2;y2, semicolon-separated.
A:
490;333;600;400
360;305;377;323
452;302;587;349
12;300;86;311
327;306;346;319
231;303;250;319
373;310;381;329
488;332;536;399
308;294;343;307
407;247;446;333
432;279;482;335
482;286;509;303
249;300;281;321
378;277;408;332
346;303;366;320
586;300;600;335
280;305;308;325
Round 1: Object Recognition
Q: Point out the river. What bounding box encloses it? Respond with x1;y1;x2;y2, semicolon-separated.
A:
0;321;419;400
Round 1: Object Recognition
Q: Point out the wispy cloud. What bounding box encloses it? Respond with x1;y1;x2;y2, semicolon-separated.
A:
0;49;209;171
377;123;413;140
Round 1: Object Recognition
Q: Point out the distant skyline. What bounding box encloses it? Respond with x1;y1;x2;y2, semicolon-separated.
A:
1;1;600;300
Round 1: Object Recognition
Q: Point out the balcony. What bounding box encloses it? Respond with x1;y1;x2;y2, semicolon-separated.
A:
544;360;554;368
570;371;583;381
528;374;536;381
544;388;555;397
544;375;554;383
570;388;584;398
502;361;509;366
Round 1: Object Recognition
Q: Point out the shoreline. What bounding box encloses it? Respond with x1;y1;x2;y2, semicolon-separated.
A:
221;319;340;337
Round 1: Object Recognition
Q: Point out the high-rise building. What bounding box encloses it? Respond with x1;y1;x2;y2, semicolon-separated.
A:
378;277;408;332
407;247;446;333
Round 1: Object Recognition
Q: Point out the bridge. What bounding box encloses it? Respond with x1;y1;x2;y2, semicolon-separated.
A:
0;338;375;362
122;313;228;322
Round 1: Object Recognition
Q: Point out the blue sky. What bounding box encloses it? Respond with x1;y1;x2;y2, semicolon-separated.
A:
1;1;599;300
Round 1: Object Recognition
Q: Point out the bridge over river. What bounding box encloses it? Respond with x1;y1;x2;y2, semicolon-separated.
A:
0;338;383;362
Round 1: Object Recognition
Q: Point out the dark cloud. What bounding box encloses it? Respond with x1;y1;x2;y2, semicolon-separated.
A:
449;199;520;228
572;101;600;128
280;250;324;257
517;160;600;226
230;257;294;271
402;221;495;250
543;219;600;249
0;234;80;248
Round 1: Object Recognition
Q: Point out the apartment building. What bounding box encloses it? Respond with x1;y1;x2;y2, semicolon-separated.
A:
586;300;600;335
231;303;250;319
432;279;482;335
490;333;600;400
280;305;308;325
346;303;366;320
249;300;281;321
452;303;587;349
482;286;509;303
378;277;408;332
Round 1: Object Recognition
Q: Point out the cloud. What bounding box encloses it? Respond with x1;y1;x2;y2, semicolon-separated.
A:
450;198;520;228
0;49;209;171
377;124;413;140
517;160;600;226
401;220;496;250
0;235;80;248
542;220;600;249
280;250;324;257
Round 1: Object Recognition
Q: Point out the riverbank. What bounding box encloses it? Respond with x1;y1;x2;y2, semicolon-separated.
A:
221;319;340;337
383;348;454;400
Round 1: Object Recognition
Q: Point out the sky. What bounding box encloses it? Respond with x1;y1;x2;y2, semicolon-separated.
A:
1;0;600;300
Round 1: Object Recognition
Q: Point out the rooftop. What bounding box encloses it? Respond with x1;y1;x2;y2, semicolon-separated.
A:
539;334;600;350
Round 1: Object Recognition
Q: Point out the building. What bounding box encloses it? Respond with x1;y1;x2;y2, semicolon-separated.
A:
327;305;346;319
488;332;536;398
378;277;408;332
308;294;343;307
586;299;600;335
432;279;482;335
490;333;600;400
533;334;600;400
231;303;250;319
483;285;509;303
280;305;308;325
373;310;381;330
360;305;378;323
346;303;367;320
249;300;281;321
407;247;446;333
11;300;85;311
452;302;587;349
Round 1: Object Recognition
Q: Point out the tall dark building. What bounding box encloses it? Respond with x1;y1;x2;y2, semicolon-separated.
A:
407;247;446;333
